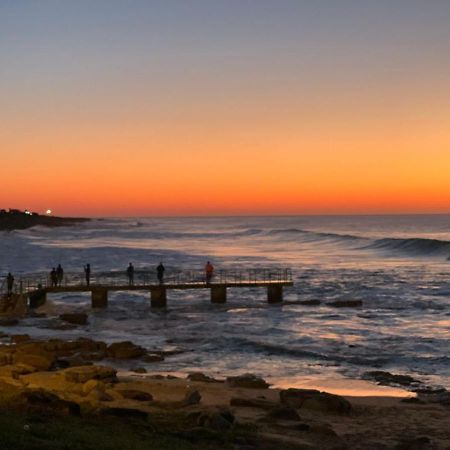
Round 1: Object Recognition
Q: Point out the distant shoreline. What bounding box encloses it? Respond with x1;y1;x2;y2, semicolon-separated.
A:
0;211;90;231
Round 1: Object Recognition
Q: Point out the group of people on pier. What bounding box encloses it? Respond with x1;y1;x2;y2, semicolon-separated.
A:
3;261;215;294
124;262;166;286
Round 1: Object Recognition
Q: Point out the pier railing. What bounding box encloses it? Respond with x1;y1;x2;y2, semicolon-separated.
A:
2;268;293;295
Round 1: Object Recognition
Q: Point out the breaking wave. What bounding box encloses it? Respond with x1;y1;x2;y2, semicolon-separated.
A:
364;237;450;257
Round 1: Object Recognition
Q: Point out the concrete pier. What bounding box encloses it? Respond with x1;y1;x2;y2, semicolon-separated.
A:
91;288;108;308
267;285;283;303
211;286;227;303
29;289;47;308
151;287;167;308
20;268;293;309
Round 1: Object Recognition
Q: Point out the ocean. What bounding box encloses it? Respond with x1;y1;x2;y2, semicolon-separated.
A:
1;215;449;394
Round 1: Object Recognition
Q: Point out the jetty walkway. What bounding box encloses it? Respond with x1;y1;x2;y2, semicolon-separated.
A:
2;268;293;308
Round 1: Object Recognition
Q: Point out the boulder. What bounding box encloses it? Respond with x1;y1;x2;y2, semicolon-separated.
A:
327;300;362;308
106;341;146;359
13;351;55;371
59;313;88;326
56;354;94;368
187;372;221;383
183;389;201;406
226;374;270;389
21;389;81;416
280;388;352;415
117;389;153;401
63;365;117;383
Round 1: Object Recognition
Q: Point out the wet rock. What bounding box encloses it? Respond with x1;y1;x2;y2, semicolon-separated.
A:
13;351;55;371
44;337;106;355
401;397;426;404
0;364;36;378
117;390;153;401
130;367;147;374
100;407;148;420
226;374;270;389
299;300;321;306
148;374;165;380
0;318;19;326
59;313;88;326
166;374;180;380
56;354;93;368
267;406;301;421
106;341;146;359
63;365;117;383
183;389;201;405
43;320;77;331
280;388;352;415
11;334;31;343
327;300;362;308
187;372;221;383
141;353;164;362
364;371;421;387
415;388;450;405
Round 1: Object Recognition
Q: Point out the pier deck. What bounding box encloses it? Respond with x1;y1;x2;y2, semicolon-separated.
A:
4;269;293;308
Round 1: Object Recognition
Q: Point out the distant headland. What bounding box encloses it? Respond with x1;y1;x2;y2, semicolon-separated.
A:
0;209;90;231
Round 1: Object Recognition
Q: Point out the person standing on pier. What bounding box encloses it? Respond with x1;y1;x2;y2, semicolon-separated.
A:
6;273;14;295
205;261;214;285
56;264;64;287
84;264;91;286
50;268;58;287
156;262;165;284
126;263;134;285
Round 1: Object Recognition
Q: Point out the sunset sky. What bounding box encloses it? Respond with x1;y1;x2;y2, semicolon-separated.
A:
1;1;450;216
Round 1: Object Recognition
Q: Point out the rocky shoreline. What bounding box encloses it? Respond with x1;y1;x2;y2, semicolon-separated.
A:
0;329;449;449
0;212;89;231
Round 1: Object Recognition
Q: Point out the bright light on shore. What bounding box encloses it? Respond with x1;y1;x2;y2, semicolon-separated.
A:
46;209;52;215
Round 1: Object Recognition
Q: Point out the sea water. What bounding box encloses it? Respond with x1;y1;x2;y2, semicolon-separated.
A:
1;215;449;392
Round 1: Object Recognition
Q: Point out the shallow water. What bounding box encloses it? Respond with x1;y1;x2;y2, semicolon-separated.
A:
1;215;449;391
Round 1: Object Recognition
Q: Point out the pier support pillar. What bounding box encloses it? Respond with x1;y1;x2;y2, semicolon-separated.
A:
267;285;283;304
211;286;226;304
91;288;108;308
29;289;47;308
151;287;167;308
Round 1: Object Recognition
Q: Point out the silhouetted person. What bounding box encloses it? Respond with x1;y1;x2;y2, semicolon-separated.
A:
84;264;91;286
50;267;58;287
205;261;214;285
56;264;64;287
156;262;165;284
126;263;134;285
6;273;14;295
